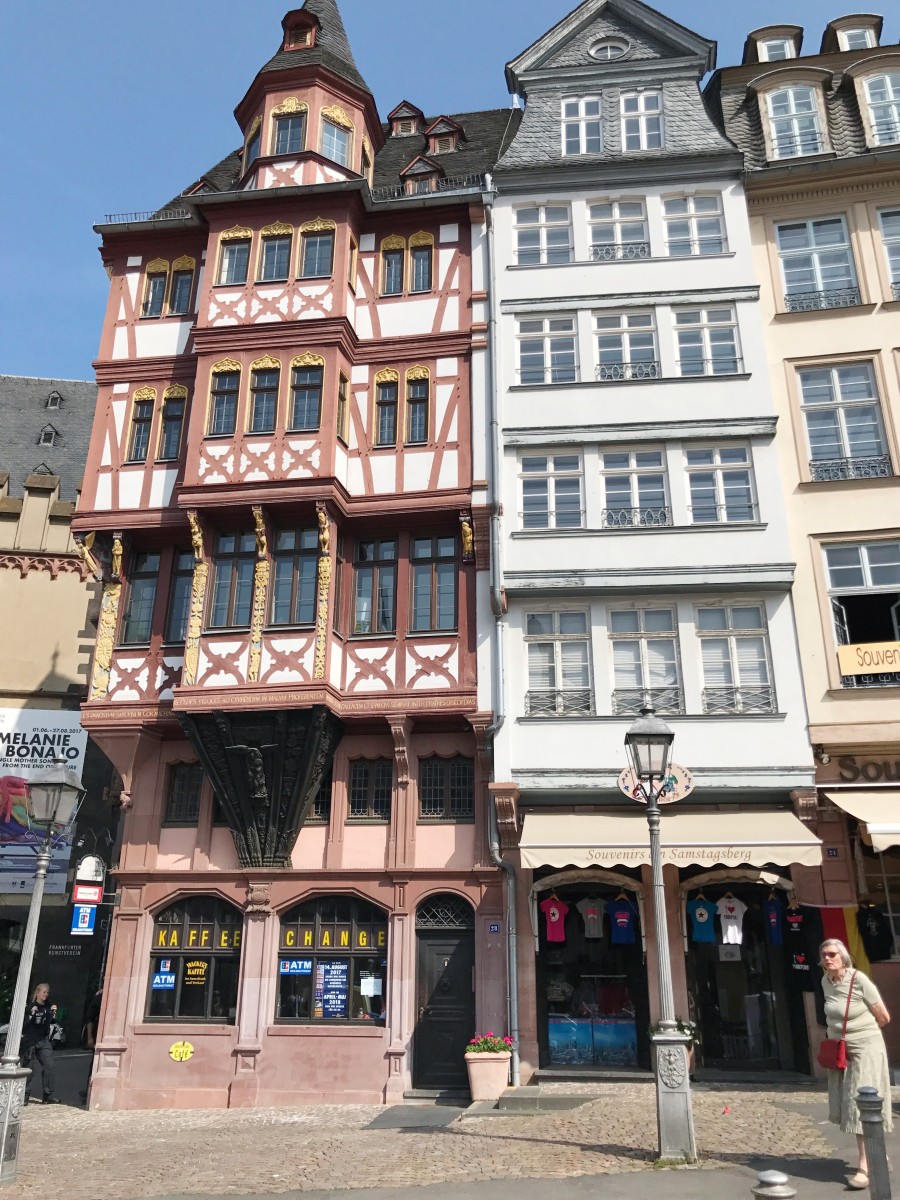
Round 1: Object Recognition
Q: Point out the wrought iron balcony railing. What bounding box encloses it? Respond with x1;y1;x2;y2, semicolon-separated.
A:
596;360;661;382
689;502;758;524
873;120;900;146
602;506;671;529
525;689;593;717
809;455;892;482
771;133;826;159
612;687;685;716
784;287;862;312
840;671;900;689
702;686;777;715
677;356;744;377
591;241;651;262
371;173;486;202
892;281;900;301
103;208;192;224
665;237;729;257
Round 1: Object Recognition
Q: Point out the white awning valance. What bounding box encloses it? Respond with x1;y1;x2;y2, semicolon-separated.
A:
519;809;822;870
825;790;900;853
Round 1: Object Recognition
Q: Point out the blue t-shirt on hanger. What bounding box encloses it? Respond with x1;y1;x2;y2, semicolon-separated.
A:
605;897;638;945
764;898;784;945
686;898;717;943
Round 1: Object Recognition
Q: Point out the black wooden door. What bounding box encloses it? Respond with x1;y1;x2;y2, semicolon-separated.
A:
413;932;475;1088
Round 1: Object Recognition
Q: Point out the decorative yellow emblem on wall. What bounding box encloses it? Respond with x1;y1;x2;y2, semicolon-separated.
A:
182;511;208;688
169;1041;194;1063
90;580;122;700
314;508;332;681
248;507;270;685
321;104;353;130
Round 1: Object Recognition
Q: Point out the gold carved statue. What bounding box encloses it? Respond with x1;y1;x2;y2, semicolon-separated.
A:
461;521;474;558
253;506;267;560
318;509;330;555
111;536;123;580
188;511;205;562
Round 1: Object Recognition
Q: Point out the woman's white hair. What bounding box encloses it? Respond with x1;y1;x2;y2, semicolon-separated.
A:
819;938;853;968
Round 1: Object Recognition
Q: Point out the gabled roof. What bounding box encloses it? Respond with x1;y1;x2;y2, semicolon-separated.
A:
0;376;96;502
388;100;426;122
400;155;445;178
506;0;716;91
425;117;467;141
261;0;370;96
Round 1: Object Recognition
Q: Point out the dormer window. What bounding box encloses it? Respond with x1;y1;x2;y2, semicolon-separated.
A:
759;38;795;62
397;120;417;136
45;392;61;410
281;9;316;51
388;102;426;138
839;27;875;50
425;118;464;157
434;136;455;154
865;73;900;146
285;27;311;49
39;427;57;448
766;86;825;159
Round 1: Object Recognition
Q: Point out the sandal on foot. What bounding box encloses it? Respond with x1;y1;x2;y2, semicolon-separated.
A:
847;1172;869;1190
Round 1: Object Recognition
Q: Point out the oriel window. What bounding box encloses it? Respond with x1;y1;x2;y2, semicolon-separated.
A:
128;396;154;462
259;236;292;282
158;394;185;461
121;552;161;645
142;270;167;318
405;378;428;444
249;368;279;434
168;270;194;316
382;249;404;296
209;532;257;629
271;530;318;626
289;365;323;431
274;113;305;155
208;371;239;436
165;551;196;643
375;381;398;446
301;231;335;278
410;536;457;632
410;244;433;292
217;240;250;286
353;540;397;635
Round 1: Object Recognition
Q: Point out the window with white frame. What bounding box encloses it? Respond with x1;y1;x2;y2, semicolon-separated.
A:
620;91;663;151
663;195;726;256
590;38;627;61
525;611;592;716
775;217;859;310
595;311;659;381
866;74;900;146
879;209;900;296
515;205;573;266
601;448;669;527
609;608;683;715
562;97;602;155
674;307;741;376
765;87;824;159
517;316;578;385
588;200;649;261
685;446;756;524
696;604;775;714
825;541;900;687
759;38;795;61
798;363;889;480
520;454;583;530
322;119;351;167
839;27;875;50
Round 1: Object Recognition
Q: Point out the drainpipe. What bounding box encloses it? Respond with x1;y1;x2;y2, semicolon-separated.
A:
482;175;520;1087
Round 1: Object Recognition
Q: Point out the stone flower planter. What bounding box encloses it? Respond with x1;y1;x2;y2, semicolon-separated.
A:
464;1051;511;1101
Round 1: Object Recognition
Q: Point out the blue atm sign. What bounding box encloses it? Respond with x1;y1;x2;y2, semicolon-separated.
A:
279;959;313;976
71;905;96;936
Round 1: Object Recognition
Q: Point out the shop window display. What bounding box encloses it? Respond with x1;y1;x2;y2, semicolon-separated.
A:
146;896;243;1023
277;895;388;1023
536;880;647;1069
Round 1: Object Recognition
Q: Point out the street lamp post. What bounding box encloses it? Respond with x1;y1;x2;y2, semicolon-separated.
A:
623;706;697;1163
0;761;84;1184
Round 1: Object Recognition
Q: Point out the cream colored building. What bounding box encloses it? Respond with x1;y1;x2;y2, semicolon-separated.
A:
707;13;900;1060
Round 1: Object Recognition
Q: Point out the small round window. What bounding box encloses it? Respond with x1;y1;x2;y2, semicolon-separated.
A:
590;39;627;61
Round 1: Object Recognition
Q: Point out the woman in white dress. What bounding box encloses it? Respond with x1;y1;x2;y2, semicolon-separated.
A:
819;938;893;1189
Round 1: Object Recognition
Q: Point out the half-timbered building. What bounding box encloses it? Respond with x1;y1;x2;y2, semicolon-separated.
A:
78;0;516;1108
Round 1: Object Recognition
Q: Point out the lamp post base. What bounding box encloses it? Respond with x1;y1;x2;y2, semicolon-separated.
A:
650;1031;697;1163
0;1065;30;1184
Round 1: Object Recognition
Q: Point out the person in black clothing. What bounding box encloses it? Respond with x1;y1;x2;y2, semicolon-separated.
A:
21;982;60;1104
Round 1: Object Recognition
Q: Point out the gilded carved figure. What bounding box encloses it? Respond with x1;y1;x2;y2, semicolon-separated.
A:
182;562;209;686
188;511;205;562
110;535;123;580
253;506;267;560
90;582;123;699
317;509;330;555
461;521;474;559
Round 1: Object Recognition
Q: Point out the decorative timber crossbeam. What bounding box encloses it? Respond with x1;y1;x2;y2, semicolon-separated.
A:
178;707;343;868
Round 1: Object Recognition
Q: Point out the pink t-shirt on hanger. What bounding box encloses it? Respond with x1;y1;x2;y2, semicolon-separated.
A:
540;896;570;943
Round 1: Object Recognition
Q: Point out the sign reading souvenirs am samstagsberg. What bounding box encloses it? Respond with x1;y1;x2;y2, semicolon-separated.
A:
0;709;87;895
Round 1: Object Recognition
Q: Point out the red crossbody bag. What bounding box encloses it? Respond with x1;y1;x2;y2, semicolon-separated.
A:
818;969;857;1071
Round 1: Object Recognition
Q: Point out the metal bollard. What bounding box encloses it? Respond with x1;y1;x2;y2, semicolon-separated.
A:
751;1170;797;1199
857;1087;893;1200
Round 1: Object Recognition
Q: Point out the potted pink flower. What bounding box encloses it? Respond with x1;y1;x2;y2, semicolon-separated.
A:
464;1032;514;1101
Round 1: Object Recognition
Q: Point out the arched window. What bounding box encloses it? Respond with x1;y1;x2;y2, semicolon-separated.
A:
765;86;824;159
277;895;388;1024
147;896;243;1024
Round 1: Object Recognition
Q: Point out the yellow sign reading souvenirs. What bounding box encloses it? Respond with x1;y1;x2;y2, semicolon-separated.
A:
837;641;900;675
169;1041;194;1063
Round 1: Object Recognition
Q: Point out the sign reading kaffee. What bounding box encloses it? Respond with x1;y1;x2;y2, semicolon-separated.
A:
837;641;900;674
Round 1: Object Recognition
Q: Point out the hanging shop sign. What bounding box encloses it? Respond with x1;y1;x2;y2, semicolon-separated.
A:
70;905;97;936
617;764;695;805
837;642;900;676
75;855;106;884
72;882;103;905
0;709;87;895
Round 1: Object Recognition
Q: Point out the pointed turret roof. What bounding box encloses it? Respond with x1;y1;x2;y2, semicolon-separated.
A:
262;0;371;95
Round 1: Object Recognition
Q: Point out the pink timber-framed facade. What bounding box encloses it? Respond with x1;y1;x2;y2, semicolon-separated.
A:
77;0;513;1108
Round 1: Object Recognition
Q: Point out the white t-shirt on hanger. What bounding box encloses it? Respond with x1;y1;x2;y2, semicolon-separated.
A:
716;896;748;945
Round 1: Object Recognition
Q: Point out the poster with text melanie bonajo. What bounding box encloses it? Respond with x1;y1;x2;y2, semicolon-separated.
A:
0;709;87;895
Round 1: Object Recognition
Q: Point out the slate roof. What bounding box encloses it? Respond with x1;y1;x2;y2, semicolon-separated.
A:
261;0;370;96
372;109;523;190
0;376;96;502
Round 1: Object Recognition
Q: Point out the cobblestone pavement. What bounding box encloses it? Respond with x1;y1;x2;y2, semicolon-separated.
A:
0;1083;842;1200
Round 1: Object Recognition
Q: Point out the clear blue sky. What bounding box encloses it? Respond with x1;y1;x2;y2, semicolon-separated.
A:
1;0;855;380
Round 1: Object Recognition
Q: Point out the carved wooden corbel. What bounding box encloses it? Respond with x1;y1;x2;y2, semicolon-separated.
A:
388;717;413;786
